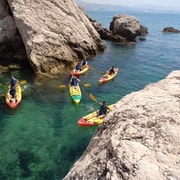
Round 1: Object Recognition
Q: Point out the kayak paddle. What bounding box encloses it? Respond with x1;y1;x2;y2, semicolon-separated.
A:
89;93;100;104
59;83;91;88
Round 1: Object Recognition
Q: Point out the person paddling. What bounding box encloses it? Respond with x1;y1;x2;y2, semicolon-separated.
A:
107;66;116;75
81;59;88;67
9;85;17;102
69;76;80;90
10;75;19;88
97;101;110;118
74;62;82;72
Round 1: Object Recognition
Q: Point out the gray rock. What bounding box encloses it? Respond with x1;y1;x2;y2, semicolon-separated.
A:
6;0;105;76
110;14;148;41
64;70;180;180
0;0;26;61
0;0;9;19
163;27;180;33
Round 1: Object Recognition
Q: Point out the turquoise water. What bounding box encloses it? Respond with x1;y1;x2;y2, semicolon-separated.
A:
0;10;180;179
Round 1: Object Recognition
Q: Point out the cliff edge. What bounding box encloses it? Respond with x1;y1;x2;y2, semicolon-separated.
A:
64;70;180;180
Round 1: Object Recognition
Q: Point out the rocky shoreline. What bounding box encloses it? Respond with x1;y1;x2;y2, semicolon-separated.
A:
64;70;180;179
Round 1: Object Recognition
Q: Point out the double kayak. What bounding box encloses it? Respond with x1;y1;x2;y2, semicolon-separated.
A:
69;84;81;104
78;104;115;126
99;68;119;84
70;65;89;76
6;84;22;109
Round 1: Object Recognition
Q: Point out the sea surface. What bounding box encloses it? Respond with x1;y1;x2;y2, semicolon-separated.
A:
0;10;180;179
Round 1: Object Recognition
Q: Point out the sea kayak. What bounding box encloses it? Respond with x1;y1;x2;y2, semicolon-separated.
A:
5;84;22;109
99;68;119;84
70;65;89;76
69;84;81;104
78;104;115;126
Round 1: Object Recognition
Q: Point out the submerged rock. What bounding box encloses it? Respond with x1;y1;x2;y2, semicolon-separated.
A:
64;70;180;180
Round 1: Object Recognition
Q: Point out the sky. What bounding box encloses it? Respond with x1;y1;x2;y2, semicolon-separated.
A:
83;0;180;10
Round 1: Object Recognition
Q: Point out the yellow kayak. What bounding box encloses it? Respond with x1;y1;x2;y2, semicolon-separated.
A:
99;68;119;84
70;65;89;76
6;84;22;109
69;84;81;104
78;104;115;126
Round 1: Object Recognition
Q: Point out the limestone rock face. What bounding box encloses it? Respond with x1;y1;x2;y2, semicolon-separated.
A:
7;0;105;76
64;70;180;180
110;14;148;41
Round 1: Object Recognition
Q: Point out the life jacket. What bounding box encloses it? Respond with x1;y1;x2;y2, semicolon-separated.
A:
99;104;107;115
10;88;16;96
11;78;17;85
71;78;77;86
75;64;81;71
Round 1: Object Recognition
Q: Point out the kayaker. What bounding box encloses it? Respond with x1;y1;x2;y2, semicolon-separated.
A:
108;66;116;75
74;62;82;72
10;75;19;87
81;59;88;67
69;76;80;89
97;101;110;118
9;85;17;102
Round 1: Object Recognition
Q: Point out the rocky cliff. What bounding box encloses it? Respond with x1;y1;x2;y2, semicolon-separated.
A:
1;0;105;76
64;70;180;180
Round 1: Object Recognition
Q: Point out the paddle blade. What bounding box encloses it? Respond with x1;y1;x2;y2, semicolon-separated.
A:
59;85;67;88
84;83;91;87
89;93;97;102
19;80;27;85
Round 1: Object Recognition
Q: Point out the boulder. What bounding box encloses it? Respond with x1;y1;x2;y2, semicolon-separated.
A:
5;0;105;76
87;15;128;45
163;27;180;33
64;70;180;180
110;14;148;41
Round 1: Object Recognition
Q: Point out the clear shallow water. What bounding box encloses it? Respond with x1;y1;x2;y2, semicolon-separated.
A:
0;10;180;179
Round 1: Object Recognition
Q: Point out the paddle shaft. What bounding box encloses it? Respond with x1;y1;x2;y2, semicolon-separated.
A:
59;83;91;88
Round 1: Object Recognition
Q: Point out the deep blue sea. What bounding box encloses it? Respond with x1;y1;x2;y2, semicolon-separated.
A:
0;10;180;179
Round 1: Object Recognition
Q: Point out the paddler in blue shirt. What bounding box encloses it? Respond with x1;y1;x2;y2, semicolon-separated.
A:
9;85;17;102
69;76;80;90
97;101;110;118
10;75;18;88
81;59;88;67
74;62;82;72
